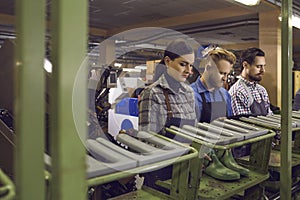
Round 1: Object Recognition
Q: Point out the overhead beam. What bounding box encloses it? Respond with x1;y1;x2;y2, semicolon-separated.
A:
0;13;15;26
0;13;108;37
107;4;275;36
89;27;108;37
0;0;281;39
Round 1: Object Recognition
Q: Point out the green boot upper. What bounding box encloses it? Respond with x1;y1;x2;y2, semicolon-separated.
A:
204;152;240;181
219;149;250;177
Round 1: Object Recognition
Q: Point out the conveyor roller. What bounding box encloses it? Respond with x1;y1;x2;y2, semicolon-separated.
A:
167;118;269;144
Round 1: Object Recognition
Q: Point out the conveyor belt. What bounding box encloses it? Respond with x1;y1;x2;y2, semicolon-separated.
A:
211;120;269;140
44;145;137;179
257;115;298;127
46;132;190;178
169;125;221;144
240;115;300;130
115;132;190;165
292;111;300;119
182;124;244;144
261;114;300;127
86;155;136;179
87;132;190;170
86;139;137;177
168;119;269;145
240;116;281;130
223;119;260;131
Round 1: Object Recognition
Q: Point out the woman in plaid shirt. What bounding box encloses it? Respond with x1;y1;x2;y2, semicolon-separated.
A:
138;39;197;135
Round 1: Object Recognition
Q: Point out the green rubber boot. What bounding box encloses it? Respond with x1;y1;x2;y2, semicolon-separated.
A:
219;149;250;177
204;151;240;181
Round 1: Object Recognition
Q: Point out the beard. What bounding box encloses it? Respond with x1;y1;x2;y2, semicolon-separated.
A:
248;73;262;82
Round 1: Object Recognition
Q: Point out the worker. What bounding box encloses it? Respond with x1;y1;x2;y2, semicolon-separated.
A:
191;48;249;180
229;47;272;116
191;48;236;122
139;39;197;135
293;88;300;111
229;47;273;158
138;38;199;193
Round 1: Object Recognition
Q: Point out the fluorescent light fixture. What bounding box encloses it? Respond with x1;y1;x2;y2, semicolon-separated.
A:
233;0;260;6
115;40;127;44
292;15;300;29
278;14;300;29
122;68;141;72
135;65;147;70
114;62;122;67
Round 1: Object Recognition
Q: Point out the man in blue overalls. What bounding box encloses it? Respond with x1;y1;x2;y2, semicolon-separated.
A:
191;48;235;123
191;48;249;181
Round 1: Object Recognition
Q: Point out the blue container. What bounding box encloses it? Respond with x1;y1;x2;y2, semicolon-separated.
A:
115;98;139;117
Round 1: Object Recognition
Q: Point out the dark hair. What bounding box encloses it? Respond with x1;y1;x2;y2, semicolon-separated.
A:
153;39;194;82
240;47;265;69
159;39;194;64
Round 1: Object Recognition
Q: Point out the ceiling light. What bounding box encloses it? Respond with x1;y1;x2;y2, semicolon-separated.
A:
278;14;300;29
115;40;127;44
292;15;300;29
114;62;122;67
232;0;261;6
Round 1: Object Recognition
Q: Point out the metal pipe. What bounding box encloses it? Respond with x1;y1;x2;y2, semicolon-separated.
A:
280;0;293;199
50;0;88;199
15;0;46;199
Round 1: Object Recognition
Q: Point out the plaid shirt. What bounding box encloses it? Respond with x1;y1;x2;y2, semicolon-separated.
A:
229;77;272;116
139;74;196;133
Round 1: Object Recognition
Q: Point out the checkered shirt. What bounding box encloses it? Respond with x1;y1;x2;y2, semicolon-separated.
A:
138;74;196;133
229;77;272;116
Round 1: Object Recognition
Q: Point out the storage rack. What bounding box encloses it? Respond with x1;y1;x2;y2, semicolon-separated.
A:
153;121;276;200
238;114;300;196
45;132;199;200
239;115;300;168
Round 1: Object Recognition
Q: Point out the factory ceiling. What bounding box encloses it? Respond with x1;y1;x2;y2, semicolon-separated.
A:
0;0;299;65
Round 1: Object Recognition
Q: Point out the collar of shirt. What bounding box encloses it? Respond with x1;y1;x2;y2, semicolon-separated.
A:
240;76;257;89
193;76;210;93
155;74;188;94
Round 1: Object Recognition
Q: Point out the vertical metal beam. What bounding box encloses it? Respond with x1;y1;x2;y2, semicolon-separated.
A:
50;0;88;199
15;0;46;199
281;0;293;199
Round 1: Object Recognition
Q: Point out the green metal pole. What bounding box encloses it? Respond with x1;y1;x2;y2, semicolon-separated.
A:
50;0;88;199
15;0;46;199
281;0;293;199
